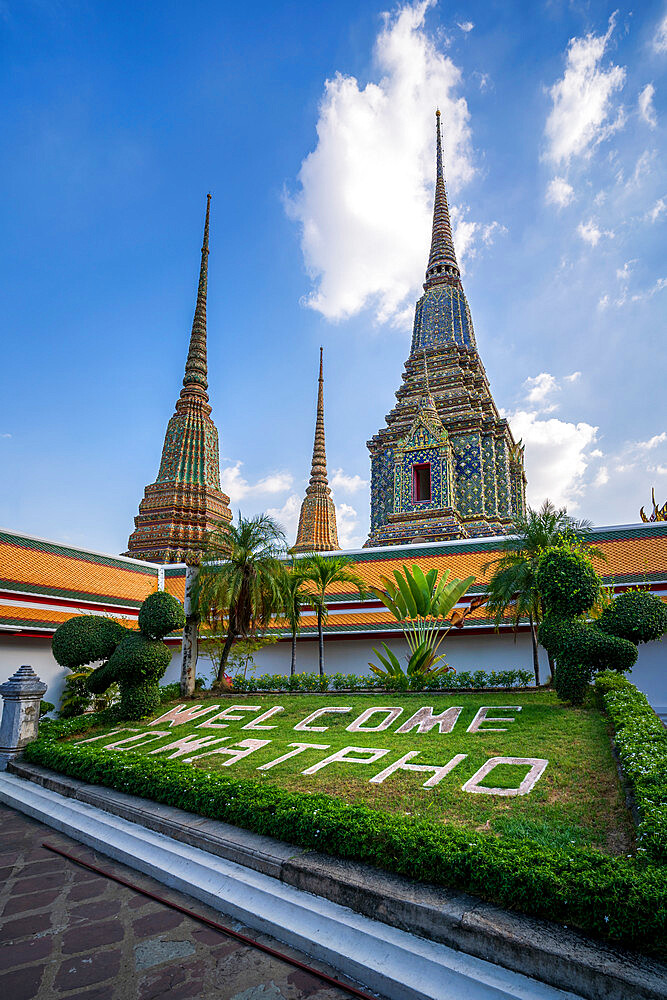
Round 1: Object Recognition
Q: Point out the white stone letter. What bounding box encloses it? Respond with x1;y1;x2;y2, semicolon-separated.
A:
370;751;467;787
103;731;171;750
76;729;132;744
147;735;230;759
243;706;285;730
198;705;262;729
193;738;271;766
346;707;403;732
462;757;548;796
302;746;390;775
149;704;222;728
257;742;330;770
467;706;522;733
395;706;463;734
294;706;352;732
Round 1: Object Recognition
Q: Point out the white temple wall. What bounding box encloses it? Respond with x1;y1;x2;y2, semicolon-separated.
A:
0;632;664;715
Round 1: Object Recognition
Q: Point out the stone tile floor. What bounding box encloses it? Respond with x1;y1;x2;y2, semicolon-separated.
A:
0;804;380;1000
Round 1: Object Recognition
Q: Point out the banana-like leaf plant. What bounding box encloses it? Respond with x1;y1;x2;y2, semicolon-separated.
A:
368;564;475;679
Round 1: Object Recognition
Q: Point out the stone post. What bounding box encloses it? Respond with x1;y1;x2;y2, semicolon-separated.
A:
0;665;48;770
180;564;200;697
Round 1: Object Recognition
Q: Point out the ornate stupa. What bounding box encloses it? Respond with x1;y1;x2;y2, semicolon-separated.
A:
293;348;339;552
126;195;232;563
366;112;526;547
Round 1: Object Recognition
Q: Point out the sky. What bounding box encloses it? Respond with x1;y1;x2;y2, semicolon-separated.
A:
0;0;665;553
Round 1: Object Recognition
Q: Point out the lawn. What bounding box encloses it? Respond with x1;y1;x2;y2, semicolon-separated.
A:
71;690;634;856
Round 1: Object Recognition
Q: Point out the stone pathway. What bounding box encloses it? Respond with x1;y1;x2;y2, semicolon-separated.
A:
0;804;377;1000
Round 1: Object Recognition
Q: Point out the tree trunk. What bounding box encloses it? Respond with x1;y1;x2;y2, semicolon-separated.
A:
529;612;540;686
290;631;297;676
317;607;324;677
216;623;236;683
180;564;200;697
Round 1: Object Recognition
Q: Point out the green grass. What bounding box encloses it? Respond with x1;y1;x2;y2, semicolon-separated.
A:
70;690;634;855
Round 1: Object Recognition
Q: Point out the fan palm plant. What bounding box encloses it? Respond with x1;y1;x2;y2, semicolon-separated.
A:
483;499;605;685
298;553;366;676
277;562;312;676
369;564;474;681
196;513;286;683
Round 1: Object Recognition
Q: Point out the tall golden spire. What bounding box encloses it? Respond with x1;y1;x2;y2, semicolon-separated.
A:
293;348;339;552
126;195;232;563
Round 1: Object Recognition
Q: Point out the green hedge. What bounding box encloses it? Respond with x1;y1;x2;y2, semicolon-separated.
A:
596;671;667;863
23;710;666;949
231;668;534;693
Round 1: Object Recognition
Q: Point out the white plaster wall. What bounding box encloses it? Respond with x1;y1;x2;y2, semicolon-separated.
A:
0;638;68;709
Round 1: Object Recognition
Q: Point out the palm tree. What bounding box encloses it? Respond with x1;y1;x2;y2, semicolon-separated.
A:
196;513;286;683
277;562;311;676
299;553;366;676
483;500;604;685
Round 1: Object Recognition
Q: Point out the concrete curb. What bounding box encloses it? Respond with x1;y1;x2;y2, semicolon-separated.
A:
8;760;667;1000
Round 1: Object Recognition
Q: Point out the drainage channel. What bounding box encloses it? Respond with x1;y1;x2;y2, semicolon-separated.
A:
42;840;381;1000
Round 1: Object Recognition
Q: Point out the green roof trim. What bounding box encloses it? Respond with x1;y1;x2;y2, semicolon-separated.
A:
0;579;146;608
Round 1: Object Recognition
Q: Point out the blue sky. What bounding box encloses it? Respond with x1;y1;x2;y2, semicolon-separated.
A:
1;0;665;553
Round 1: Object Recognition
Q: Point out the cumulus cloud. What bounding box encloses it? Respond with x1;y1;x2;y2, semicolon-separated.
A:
457;20;474;33
523;372;558;409
546;176;574;207
330;469;368;493
336;502;365;549
544;14;626;168
266;494;302;541
286;0;495;326
637;431;667;450
577;219;614;246
220;462;294;504
638;83;657;128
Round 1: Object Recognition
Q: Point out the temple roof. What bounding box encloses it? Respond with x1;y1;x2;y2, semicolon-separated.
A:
424;110;460;290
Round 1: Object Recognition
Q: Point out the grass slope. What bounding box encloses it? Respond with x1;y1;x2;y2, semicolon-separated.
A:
72;691;633;855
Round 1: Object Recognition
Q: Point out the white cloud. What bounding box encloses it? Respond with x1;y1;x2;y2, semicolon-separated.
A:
457;20;474;33
544;14;625;167
638;83;657;128
0;433;11;439
509;409;598;509
451;207;505;265
593;466;609;487
546;176;574;208
654;13;667;54
523;372;558;409
286;0;493;326
336;502;365;549
637;431;667;450
599;275;666;309
330;469;368;493
577;219;614;246
564;371;581;383
646;197;666;222
590;449;604;458
266;494;302;541
616;260;636;281
220;462;293;504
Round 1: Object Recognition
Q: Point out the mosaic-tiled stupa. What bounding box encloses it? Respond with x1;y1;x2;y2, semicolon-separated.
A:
292;348;339;553
126;195;232;563
366;112;526;547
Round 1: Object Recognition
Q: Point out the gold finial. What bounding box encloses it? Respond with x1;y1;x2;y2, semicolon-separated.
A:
436;108;441;116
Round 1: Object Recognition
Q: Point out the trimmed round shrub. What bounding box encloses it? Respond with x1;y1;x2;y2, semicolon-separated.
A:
52;616;128;668
597;589;667;645
118;682;162;720
536;547;601;618
539;617;637;702
107;634;172;681
138;591;186;640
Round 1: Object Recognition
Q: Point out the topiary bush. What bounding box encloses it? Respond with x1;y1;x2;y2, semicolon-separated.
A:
52;591;185;720
538;547;666;705
597;589;667;646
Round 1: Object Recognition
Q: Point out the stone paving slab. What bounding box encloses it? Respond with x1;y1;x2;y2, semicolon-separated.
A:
0;803;378;1000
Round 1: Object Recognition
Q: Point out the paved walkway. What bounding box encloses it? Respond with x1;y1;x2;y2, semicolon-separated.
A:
0;803;376;1000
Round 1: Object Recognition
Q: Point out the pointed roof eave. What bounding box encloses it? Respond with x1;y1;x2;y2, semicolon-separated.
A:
180;193;211;404
424;110;461;290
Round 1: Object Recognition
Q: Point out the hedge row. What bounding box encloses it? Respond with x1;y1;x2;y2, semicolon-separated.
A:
595;671;667;862
24;712;666;949
229;668;534;693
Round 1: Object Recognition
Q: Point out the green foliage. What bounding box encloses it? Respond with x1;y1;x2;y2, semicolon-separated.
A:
536;546;602;618
368;639;449;686
59;664;119;718
597;589;667;646
298;553;366;676
226;635;278;680
39;700;55;717
138;590;186;639
52;591;185;721
52;616;128;669
596;672;667;862
228;669;534;693
23;714;666;949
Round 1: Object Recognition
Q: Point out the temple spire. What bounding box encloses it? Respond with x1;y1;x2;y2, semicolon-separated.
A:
181;193;211;404
424;110;460;289
293;348;339;552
